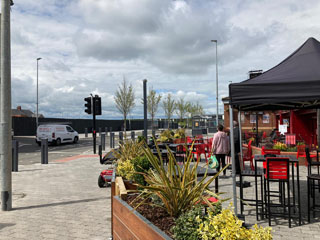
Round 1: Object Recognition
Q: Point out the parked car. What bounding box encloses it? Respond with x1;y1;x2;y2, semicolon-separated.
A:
36;124;79;146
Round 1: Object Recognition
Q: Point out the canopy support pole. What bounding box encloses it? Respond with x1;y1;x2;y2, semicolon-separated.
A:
256;113;259;147
229;104;237;215
238;111;243;163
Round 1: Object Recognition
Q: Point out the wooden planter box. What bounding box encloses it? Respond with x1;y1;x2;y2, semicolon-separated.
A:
112;196;172;240
111;175;172;240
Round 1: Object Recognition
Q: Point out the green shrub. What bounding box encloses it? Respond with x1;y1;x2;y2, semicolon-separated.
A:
197;208;272;240
171;206;206;240
114;140;145;180
132;155;153;186
172;203;222;240
135;142;228;218
273;141;287;151
117;160;135;180
158;129;175;143
173;128;186;139
286;146;297;152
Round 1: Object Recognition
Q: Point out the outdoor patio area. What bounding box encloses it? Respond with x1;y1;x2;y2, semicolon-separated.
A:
214;161;320;240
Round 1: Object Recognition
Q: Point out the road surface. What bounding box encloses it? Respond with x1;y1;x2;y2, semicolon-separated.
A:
13;136;102;165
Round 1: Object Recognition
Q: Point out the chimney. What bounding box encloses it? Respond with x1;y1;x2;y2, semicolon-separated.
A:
17;106;21;110
248;70;263;79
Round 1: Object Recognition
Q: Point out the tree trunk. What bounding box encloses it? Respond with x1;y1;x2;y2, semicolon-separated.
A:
124;116;127;139
151;116;154;131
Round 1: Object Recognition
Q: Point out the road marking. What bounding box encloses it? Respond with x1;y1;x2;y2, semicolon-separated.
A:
19;144;32;148
54;154;99;163
49;151;84;154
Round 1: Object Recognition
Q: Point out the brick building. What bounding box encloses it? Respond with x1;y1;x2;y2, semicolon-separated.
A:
222;97;277;134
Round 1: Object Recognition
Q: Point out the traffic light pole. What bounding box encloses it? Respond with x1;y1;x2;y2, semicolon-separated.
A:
91;95;96;154
85;95;101;155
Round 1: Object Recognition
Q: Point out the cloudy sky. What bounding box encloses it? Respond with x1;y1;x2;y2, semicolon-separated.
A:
10;0;320;119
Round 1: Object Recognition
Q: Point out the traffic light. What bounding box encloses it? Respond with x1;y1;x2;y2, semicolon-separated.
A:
84;97;92;114
94;95;102;115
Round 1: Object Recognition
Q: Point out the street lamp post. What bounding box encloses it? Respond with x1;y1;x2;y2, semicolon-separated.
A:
211;40;219;128
36;57;41;128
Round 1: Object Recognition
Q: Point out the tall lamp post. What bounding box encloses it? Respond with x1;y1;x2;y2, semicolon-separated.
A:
36;57;41;127
211;40;219;128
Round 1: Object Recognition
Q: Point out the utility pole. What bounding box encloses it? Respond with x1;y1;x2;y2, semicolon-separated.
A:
211;40;219;127
1;0;13;211
36;57;41;128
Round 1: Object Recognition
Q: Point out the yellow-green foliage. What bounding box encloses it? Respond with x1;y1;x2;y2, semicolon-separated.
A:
174;128;186;139
273;141;287;151
117;160;135;180
197;208;272;240
158;129;175;142
114;140;145;180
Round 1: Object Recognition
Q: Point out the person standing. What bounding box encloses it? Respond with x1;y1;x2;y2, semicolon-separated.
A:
212;124;230;177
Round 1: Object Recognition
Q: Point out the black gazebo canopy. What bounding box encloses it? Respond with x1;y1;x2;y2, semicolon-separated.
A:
229;37;320;110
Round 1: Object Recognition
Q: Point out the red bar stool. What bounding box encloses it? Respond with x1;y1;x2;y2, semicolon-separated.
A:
264;157;292;227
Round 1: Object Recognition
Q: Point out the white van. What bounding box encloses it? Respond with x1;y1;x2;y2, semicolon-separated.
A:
36;124;79;146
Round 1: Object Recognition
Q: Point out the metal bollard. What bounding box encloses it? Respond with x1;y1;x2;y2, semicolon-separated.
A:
110;132;115;148
99;127;102;136
101;133;105;151
12;140;19;172
85;128;88;138
112;132;115;148
131;131;135;141
41;138;48;164
119;131;123;145
105;127;108;136
110;131;113;148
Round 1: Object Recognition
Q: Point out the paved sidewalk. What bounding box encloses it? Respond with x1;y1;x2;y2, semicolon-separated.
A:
4;144;320;240
214;164;320;240
0;152;111;239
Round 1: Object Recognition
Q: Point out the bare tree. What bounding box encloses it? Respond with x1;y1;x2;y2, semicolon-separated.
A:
186;102;204;127
189;101;204;116
162;93;176;129
114;78;135;135
147;89;162;130
175;97;188;125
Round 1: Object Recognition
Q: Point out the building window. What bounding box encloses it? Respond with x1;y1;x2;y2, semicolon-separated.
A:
250;114;256;123
263;114;270;124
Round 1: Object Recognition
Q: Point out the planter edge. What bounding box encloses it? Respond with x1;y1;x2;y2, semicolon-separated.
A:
113;196;172;240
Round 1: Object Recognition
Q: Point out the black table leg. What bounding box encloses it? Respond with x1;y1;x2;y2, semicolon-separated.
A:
215;177;219;193
292;163;296;213
297;163;301;225
255;159;259;220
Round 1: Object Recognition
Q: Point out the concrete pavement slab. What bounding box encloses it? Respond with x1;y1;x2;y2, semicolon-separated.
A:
0;152;111;239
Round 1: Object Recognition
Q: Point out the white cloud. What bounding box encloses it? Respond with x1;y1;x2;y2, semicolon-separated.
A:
9;0;320;119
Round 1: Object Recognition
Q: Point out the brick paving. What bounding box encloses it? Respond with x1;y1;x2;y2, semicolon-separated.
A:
1;142;320;240
0;152;111;240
